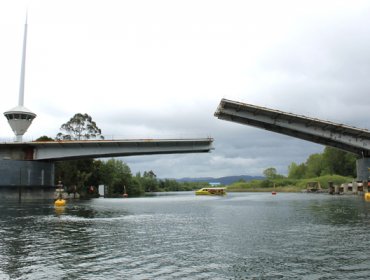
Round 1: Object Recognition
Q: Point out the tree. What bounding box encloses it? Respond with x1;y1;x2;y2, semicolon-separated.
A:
140;171;158;192
321;147;357;177
86;160;104;187
101;159;133;196
54;113;104;195
55;159;96;196
305;153;323;178
287;146;357;179
263;167;277;179
129;177;145;196
35;135;54;141
56;113;104;140
288;162;306;179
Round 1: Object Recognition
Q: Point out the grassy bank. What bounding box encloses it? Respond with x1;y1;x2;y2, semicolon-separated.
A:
227;186;302;192
226;175;353;192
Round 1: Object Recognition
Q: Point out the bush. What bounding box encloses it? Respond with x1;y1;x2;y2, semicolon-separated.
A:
226;174;354;192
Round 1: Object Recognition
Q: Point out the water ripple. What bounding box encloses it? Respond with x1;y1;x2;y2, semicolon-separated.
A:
1;194;370;279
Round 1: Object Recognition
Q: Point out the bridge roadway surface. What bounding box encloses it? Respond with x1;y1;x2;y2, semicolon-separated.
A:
0;138;214;161
214;98;370;180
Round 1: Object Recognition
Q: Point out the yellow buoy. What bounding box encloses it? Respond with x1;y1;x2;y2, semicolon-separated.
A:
364;193;370;201
54;199;66;207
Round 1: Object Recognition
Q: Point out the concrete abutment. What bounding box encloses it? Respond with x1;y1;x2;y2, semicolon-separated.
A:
356;158;370;181
0;160;55;200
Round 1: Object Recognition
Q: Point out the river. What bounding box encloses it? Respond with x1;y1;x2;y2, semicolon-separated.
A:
1;192;370;279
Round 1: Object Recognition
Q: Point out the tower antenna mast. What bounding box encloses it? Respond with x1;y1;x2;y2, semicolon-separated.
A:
18;12;28;107
4;13;37;142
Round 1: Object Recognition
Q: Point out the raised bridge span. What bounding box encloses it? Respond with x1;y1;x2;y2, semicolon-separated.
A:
215;98;370;181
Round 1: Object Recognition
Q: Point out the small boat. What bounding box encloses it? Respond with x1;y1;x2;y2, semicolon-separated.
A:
195;187;226;196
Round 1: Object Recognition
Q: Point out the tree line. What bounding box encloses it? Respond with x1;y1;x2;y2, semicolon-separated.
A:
54;158;208;197
287;146;357;179
261;146;357;180
228;146;358;191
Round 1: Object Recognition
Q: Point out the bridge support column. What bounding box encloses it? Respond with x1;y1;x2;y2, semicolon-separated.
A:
0;160;55;200
356;158;370;181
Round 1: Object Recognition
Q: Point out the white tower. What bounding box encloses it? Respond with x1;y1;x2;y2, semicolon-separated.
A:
4;15;36;142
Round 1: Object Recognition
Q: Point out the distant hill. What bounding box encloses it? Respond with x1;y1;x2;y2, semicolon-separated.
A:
176;175;264;185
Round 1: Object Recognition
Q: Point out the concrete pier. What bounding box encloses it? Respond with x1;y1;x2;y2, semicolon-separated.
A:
0;160;55;200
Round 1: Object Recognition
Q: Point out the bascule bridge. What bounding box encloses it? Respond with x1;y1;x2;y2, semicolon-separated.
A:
215;98;370;181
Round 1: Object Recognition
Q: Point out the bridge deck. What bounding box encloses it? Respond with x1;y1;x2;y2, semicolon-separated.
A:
215;98;370;156
0;138;214;161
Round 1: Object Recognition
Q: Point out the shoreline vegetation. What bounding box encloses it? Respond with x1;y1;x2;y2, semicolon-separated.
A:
225;175;353;193
226;187;302;193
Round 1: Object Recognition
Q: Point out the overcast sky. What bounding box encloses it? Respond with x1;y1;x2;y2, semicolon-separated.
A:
1;0;370;178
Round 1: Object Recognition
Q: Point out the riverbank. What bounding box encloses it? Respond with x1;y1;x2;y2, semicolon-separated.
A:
225;174;352;193
227;186;306;192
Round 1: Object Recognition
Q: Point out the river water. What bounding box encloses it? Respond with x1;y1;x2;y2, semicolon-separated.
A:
1;192;370;279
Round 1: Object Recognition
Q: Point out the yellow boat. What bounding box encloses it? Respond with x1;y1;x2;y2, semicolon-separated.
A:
195;187;226;196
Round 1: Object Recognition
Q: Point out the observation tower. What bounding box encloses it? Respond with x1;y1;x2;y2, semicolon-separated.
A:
4;15;36;142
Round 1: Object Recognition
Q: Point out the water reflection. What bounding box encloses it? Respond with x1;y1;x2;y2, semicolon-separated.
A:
303;195;370;225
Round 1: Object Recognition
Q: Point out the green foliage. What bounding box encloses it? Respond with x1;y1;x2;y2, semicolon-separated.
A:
227;174;350;192
305;153;323;178
273;178;299;187
141;170;159;192
288;162;306;179
159;179;181;191
35;136;54;141
128;177;145;196
263;167;277;179
56;113;104;140
227;178;298;191
288;146;357;179
263;167;285;179
54;113;105;197
260;180;273;188
55;159;97;196
158;180;209;191
101;159;134;197
86;160;104;187
321;147;357;177
56;157;209;198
